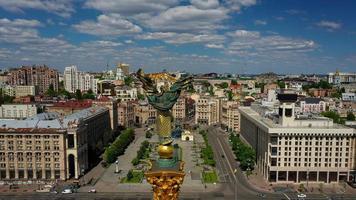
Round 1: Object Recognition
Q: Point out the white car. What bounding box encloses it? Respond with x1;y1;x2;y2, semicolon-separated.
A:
61;189;73;194
88;188;96;193
297;193;306;198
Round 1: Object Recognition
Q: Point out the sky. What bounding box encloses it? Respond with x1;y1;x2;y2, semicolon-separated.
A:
0;0;355;74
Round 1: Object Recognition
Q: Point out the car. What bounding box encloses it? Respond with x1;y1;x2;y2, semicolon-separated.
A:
257;193;266;198
61;189;73;194
88;188;96;193
297;193;306;198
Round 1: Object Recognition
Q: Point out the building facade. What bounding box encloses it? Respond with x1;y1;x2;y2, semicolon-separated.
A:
328;71;356;85
195;96;219;126
220;100;240;132
118;100;135;128
299;98;326;114
0;104;37;119
8;65;59;94
64;65;98;94
93;98;118;131
239;94;356;184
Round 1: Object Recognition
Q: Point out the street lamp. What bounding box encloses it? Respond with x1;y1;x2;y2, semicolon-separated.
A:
81;167;85;186
115;160;119;173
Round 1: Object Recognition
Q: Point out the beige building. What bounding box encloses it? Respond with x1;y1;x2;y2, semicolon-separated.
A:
0;128;67;180
0;107;111;181
15;86;37;97
239;93;356;184
0;104;37;119
195;96;219;126
221;99;240;132
133;101;156;127
172;97;186;123
118;100;135;128
93;98;118;131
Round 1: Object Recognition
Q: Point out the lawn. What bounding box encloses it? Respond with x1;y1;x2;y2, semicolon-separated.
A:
202;170;218;183
121;170;144;183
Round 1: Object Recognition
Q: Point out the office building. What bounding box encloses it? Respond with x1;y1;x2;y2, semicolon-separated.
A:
239;94;356;184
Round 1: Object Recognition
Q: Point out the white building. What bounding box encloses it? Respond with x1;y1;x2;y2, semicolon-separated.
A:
64;65;98;94
115;85;137;102
220;99;240;132
342;93;356;102
0;104;37;119
299;97;326;114
328;71;356;85
239;93;356;184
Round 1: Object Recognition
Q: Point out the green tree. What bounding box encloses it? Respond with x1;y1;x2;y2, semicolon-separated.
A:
277;81;285;89
227;90;233;101
103;146;117;164
127;170;134;180
46;83;56;97
83;89;95;99
220;82;229;89
124;76;134;86
137;93;145;100
231;79;237;85
346;112;355;121
321;111;345;124
75;89;83;100
145;131;152;138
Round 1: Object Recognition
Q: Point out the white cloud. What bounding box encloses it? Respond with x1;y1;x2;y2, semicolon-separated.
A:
227;29;316;56
73;14;142;36
0;18;42;27
137;32;225;44
205;43;224;49
224;0;257;11
0;0;75;17
254;20;267;26
84;0;178;15
317;20;342;31
143;6;228;33
190;0;220;9
228;30;260;38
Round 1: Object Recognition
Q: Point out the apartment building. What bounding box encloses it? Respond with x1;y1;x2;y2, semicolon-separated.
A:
14;86;38;97
221;99;240;132
64;65;98;94
195;96;219;126
8;65;59;94
0;104;37;119
239;93;356;184
118;100;135;128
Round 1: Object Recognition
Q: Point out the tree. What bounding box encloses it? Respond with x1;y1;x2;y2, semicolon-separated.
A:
346;112;355;121
124;76;134;86
46;83;56;97
75;89;83;100
145;131;152;138
137;93;145;100
127;170;134;180
231;79;237;85
227;90;233;101
277;81;285;89
220;82;229;89
83;89;95;99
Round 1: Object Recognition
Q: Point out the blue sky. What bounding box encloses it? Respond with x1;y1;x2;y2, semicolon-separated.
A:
0;0;355;74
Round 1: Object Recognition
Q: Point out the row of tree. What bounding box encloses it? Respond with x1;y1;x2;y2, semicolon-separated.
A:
131;140;150;166
199;130;216;167
321;111;355;124
104;128;135;164
229;133;256;171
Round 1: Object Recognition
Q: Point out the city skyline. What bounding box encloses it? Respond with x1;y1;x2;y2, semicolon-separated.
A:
0;0;356;74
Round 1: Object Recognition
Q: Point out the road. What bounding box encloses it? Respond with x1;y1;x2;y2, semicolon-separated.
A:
206;126;356;200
